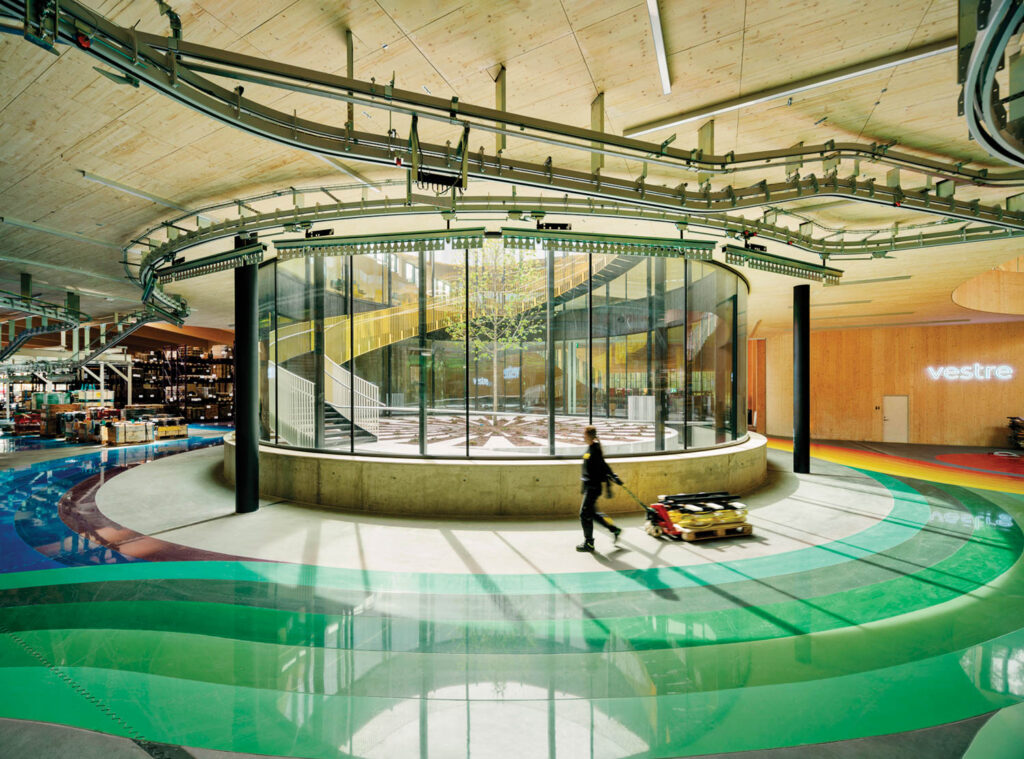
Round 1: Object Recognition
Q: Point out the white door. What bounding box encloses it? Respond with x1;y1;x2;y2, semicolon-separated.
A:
882;395;909;443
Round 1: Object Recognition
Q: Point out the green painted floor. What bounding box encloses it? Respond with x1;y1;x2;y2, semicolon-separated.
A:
1;438;1023;757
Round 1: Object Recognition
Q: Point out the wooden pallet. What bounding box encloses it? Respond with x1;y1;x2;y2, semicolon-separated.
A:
677;522;753;542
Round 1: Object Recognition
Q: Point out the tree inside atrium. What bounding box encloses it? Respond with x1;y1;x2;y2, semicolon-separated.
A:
444;238;544;419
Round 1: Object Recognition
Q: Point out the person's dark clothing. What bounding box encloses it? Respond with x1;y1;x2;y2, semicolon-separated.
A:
580;487;617;542
579;440;621;545
580;440;618;490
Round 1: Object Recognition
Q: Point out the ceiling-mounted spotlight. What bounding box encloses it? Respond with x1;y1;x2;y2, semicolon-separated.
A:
272;229;486;259
722;244;843;284
502;228;715;260
305;228;335;238
154;243;265;283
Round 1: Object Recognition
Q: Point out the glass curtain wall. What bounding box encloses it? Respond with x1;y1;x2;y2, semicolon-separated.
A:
258;260;277;444
260;237;748;458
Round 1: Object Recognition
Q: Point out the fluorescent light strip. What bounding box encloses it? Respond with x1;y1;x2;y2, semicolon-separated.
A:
833;275;913;286
80;171;185;211
812;311;914;320
626;38;955;136
318;155;382;194
0;216;121;250
814;318;971;330
646;0;671;96
80;171;220;226
787;299;873;308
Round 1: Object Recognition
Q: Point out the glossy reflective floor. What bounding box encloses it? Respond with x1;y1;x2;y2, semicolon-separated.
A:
1;434;1023;758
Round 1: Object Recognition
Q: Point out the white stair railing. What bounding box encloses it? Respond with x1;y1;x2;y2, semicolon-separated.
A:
271;362;316;448
325;357;382;438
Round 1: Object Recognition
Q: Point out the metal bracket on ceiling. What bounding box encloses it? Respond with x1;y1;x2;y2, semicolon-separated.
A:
93;65;140;87
21;0;59;54
456;124;470;191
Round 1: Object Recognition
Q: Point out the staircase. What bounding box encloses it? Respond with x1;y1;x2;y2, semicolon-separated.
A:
274;354;380;448
323;403;376;448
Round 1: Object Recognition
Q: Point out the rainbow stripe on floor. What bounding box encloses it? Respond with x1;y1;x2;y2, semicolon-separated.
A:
0;436;1023;757
767;436;1024;494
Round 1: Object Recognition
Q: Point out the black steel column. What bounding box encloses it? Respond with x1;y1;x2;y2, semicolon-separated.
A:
683;262;690;449
793;284;810;473
234;263;259;514
348;256;355;453
313;256;326;449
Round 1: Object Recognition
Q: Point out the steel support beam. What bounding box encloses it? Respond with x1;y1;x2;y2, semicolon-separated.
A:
345;28;354;130
591;92;604;174
496;64;506;154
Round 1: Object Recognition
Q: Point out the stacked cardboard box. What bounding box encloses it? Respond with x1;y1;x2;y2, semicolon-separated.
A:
41;403;81;437
100;421;155;446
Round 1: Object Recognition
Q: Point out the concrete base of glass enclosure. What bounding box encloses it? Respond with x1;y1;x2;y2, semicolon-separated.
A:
223;433;767;518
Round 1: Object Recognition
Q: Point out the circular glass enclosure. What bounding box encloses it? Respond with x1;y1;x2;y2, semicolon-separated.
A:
258;229;748;458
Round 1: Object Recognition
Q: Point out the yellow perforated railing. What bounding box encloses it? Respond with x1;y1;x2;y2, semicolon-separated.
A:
273;254;614;365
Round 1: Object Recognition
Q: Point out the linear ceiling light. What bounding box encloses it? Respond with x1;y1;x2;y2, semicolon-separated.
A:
646;0;671;95
154;243;265;283
79;171;219;225
80;170;185;211
502;228;715;259
722;244;843;284
0;215;122;250
625;37;954;137
318;155;382;194
273;228;486;259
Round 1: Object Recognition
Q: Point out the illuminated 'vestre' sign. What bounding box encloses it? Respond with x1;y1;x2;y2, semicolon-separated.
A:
925;364;1015;380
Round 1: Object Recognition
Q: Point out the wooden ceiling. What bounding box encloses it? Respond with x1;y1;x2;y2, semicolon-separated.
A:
1;0;1023;340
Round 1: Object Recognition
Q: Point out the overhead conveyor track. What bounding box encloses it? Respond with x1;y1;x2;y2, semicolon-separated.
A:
128;195;1024;275
70;309;161;366
960;0;1024;167
5;0;1024;225
0;290;89;362
4;0;1024;360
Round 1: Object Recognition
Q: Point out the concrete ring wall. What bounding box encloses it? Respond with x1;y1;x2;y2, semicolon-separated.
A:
223;434;768;518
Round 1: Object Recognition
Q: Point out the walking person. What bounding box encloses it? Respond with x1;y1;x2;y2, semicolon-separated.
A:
577;425;623;552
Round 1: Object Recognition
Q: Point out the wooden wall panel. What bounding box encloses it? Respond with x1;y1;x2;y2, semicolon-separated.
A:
765;322;1024;446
